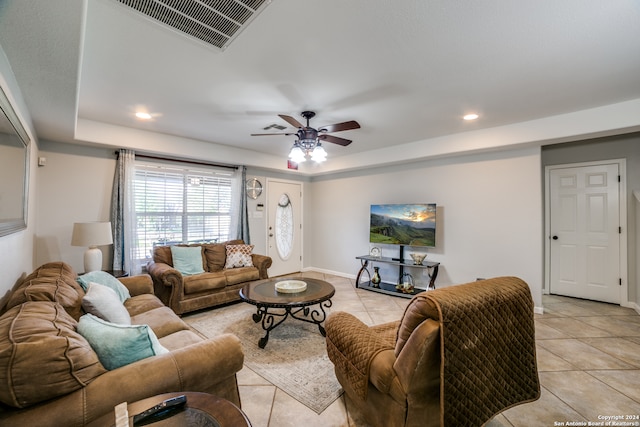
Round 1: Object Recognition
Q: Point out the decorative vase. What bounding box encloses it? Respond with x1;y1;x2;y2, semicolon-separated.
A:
409;253;426;265
371;267;381;288
396;272;415;294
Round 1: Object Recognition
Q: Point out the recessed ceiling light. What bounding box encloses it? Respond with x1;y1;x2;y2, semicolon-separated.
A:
463;113;479;121
135;112;153;120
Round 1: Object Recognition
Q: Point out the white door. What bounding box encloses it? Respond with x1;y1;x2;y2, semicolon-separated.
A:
267;180;302;277
548;163;621;303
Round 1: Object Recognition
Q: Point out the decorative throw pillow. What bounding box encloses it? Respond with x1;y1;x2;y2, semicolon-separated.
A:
77;271;131;303
224;244;254;269
170;245;205;275
82;283;131;325
77;314;169;371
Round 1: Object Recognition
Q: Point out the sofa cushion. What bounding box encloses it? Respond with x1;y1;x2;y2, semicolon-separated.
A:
20;261;77;284
130;306;190;339
225;266;260;285
0;302;106;408
5;275;84;321
203;239;244;272
158;329;204;351
183;271;227;294
171;245;205;275
203;243;227;272
124;294;166;316
82;283;131;325
77;271;131;303
153;244;174;265
224;244;255;269
77;314;169;371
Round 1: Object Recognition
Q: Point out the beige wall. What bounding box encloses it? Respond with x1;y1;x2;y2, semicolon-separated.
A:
35;142;115;272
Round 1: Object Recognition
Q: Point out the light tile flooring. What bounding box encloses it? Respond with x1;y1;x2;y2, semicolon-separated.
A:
187;272;640;426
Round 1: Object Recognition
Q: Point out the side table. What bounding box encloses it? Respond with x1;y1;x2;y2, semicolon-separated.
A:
87;392;252;427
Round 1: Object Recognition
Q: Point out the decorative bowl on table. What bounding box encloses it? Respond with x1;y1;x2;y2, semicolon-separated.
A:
409;253;427;265
275;280;307;293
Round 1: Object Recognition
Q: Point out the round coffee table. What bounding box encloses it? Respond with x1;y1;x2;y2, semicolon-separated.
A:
87;392;251;427
239;278;335;348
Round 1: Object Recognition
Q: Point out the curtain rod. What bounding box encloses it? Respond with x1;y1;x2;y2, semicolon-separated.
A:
115;150;238;171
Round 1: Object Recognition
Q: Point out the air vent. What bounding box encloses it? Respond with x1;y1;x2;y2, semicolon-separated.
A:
113;0;272;50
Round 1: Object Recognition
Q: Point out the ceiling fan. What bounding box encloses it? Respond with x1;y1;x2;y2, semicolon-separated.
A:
251;111;361;163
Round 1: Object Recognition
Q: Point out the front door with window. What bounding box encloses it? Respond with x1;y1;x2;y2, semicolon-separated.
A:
267;180;302;277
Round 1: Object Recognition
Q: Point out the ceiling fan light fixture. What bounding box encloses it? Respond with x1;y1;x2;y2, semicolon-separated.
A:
310;143;327;163
288;144;306;163
299;138;316;149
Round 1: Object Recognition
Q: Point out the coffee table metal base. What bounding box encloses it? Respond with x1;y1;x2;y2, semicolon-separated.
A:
251;300;332;348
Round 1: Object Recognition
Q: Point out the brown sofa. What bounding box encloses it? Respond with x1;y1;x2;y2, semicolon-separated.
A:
147;240;272;315
0;262;244;427
326;277;540;427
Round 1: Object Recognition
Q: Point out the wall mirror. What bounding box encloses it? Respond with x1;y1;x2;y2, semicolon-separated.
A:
0;85;30;237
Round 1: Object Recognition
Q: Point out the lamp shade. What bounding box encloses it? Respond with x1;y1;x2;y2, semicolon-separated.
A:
71;222;113;272
71;222;113;247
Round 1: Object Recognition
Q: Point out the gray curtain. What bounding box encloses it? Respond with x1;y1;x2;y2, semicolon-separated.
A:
238;166;250;243
110;149;135;272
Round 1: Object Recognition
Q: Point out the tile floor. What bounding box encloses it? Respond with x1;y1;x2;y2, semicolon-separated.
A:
186;272;640;427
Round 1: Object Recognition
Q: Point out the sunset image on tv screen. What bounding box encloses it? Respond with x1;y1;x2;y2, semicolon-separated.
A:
369;204;436;247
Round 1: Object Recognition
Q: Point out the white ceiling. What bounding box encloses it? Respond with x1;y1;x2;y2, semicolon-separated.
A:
1;0;639;175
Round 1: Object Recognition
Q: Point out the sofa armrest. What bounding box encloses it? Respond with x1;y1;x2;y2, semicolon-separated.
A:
146;261;184;313
325;312;395;400
84;333;244;421
251;254;272;279
118;274;153;296
0;334;244;427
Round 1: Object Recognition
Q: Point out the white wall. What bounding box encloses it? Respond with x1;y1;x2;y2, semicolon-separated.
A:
0;45;38;301
306;146;544;308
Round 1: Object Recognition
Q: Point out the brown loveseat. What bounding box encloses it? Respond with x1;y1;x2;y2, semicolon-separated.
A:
147;240;272;315
0;262;244;427
326;277;540;427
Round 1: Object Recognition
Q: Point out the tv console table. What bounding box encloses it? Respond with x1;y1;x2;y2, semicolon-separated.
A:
355;252;440;299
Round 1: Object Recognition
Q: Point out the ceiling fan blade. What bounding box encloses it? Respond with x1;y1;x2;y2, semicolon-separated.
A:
278;114;304;129
319;120;361;133
319;134;352;146
250;132;295;136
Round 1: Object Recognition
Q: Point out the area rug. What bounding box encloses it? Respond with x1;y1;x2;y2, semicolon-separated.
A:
185;304;343;414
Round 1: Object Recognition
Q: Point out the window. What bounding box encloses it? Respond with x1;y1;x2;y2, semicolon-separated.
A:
133;162;234;262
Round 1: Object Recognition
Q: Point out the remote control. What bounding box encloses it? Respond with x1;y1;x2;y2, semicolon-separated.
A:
132;395;187;425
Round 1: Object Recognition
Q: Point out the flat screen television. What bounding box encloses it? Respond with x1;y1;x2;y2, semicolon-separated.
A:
370;203;436;247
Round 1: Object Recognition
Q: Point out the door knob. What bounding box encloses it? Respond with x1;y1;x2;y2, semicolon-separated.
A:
552;235;558;240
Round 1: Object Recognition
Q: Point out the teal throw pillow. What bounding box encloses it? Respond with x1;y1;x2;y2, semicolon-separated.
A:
77;314;169;371
82;283;131;325
171;246;205;276
77;271;131;302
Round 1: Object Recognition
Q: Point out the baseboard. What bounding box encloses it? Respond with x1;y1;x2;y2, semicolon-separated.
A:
622;300;640;315
302;266;356;280
534;306;544;315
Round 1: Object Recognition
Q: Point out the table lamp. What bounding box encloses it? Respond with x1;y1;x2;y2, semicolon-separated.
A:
71;221;113;272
